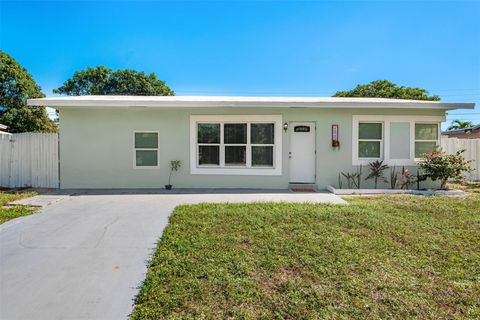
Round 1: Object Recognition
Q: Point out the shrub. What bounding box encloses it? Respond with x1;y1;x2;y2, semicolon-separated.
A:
339;166;362;189
389;166;398;189
399;166;413;190
365;160;389;189
419;149;473;189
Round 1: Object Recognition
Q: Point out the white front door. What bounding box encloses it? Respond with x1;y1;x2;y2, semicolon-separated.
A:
289;122;316;183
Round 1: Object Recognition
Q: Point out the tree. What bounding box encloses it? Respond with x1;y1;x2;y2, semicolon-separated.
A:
53;66;174;96
447;120;473;131
0;51;57;133
333;80;440;101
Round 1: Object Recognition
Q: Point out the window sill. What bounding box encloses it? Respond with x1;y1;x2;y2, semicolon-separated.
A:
134;166;160;169
353;158;419;166
191;167;281;176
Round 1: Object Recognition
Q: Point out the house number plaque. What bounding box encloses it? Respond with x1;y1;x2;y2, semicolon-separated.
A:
332;124;340;147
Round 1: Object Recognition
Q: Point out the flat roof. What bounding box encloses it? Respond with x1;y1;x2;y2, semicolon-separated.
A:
27;95;476;110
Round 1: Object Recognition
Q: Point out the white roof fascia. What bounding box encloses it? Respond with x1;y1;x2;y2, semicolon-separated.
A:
27;95;476;110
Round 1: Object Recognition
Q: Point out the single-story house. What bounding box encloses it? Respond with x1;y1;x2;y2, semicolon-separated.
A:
27;96;475;189
442;124;480;139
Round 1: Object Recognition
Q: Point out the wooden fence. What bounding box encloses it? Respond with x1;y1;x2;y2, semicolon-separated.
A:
0;133;59;188
441;137;480;181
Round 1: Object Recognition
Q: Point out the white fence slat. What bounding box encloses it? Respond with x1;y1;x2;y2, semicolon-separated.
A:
0;133;59;188
0;134;12;186
441;137;480;181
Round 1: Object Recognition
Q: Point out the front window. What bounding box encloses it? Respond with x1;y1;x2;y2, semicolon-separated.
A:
251;123;274;167
224;123;247;166
134;132;158;167
352;116;442;166
358;122;383;159
415;123;438;158
198;124;220;166
196;122;275;168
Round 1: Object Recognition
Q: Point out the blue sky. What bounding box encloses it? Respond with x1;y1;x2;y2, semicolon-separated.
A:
1;0;479;128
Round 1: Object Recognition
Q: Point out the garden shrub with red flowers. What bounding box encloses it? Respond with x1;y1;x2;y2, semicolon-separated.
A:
419;149;473;189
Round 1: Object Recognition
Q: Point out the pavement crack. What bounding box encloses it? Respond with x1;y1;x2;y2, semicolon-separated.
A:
94;216;120;248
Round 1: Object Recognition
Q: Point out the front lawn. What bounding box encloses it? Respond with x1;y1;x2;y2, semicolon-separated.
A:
0;191;37;224
131;187;480;319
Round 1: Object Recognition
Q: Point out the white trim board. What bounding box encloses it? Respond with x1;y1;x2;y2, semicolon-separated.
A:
27;95;475;110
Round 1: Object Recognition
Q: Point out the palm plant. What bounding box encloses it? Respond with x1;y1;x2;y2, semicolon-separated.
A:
365;160;389;189
389;166;398;189
356;165;363;189
165;160;182;190
447;120;473;131
341;172;360;189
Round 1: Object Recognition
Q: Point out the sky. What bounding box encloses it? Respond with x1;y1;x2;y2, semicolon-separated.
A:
1;0;479;128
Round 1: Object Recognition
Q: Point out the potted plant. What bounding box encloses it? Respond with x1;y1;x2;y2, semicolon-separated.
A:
165;160;182;190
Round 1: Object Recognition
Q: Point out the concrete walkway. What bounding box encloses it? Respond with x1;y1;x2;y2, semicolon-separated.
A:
0;190;345;320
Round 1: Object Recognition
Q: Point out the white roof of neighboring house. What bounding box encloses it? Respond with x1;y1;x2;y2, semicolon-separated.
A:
27;95;475;110
442;124;480;135
0;123;10;135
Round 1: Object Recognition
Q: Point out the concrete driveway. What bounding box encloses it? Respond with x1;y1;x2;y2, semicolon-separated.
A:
0;190;345;320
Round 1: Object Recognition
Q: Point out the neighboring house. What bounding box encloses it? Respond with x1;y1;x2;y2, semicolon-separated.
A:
0;124;10;135
442;124;480;139
27;96;475;189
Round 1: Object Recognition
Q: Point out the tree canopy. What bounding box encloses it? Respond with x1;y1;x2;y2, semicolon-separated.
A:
53;66;174;96
0;51;57;133
333;80;440;101
447;120;473;131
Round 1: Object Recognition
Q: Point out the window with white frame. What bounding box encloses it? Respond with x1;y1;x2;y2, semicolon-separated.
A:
414;123;439;158
250;123;275;167
358;122;383;159
197;122;275;167
191;115;282;175
197;124;221;166
134;132;159;167
352;115;442;166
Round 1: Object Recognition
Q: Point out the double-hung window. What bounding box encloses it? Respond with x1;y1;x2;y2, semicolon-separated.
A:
415;123;439;158
134;132;159;168
358;122;383;159
251;123;275;167
224;123;248;166
191;115;282;175
198;124;221;166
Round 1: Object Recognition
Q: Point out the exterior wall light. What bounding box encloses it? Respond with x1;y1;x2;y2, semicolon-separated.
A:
283;122;288;132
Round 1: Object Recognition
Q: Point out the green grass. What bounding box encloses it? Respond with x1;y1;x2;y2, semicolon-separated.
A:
131;186;480;320
0;191;37;225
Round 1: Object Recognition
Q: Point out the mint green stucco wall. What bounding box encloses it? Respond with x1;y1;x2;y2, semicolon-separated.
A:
59;107;444;189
